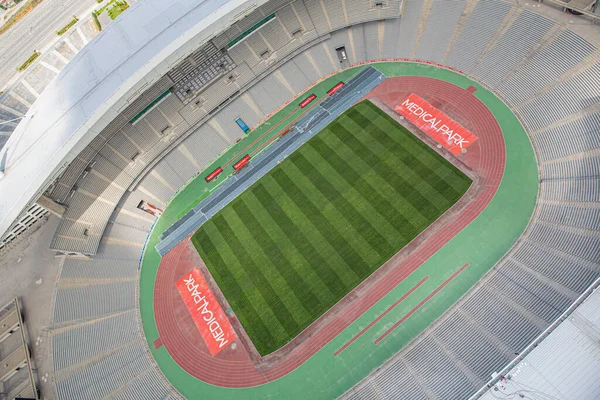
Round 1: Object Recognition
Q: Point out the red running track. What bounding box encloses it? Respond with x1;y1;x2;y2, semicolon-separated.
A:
153;76;506;388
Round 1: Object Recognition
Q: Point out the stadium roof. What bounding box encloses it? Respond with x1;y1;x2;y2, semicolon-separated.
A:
0;0;267;240
478;280;600;400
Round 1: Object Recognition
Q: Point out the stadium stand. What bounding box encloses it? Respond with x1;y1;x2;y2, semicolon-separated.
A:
471;10;556;87
496;29;596;105
473;278;600;399
519;62;600;131
444;0;512;73
0;0;591;398
414;0;467;63
0;298;37;399
534;111;600;161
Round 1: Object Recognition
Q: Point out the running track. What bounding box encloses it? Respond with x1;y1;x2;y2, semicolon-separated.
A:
152;76;506;388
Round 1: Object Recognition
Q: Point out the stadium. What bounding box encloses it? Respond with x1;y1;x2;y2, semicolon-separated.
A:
0;0;599;399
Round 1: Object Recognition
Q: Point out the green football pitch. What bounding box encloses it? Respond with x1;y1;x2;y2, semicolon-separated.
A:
191;100;472;355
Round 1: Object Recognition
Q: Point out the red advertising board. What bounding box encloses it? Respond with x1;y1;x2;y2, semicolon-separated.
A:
280;128;291;137
299;94;317;108
327;81;345;95
136;200;163;217
205;167;223;182
176;268;236;356
394;93;478;155
233;154;251;171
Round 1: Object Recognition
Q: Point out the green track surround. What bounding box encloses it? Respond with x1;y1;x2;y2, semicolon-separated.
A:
139;62;538;399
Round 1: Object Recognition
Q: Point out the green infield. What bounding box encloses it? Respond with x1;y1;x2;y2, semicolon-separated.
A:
191;100;472;355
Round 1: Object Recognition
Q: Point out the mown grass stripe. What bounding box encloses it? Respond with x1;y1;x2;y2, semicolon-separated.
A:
329;121;441;218
341;116;453;209
363;101;461;172
243;191;340;305
191;229;277;345
231;200;323;315
342;116;450;209
363;101;471;189
211;214;300;337
298;143;407;243
308;135;420;240
219;207;312;327
251;184;349;299
281;159;383;265
320;132;429;229
353;104;467;198
270;167;371;281
349;121;457;210
198;220;291;346
290;153;395;259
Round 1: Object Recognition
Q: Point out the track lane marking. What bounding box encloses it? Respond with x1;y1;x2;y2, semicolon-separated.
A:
334;276;429;356
374;263;469;345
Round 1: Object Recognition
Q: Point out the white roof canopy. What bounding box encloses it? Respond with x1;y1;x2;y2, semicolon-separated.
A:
0;0;266;239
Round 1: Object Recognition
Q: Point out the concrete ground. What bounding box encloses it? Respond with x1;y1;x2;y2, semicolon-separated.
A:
0;215;62;399
0;0;98;91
